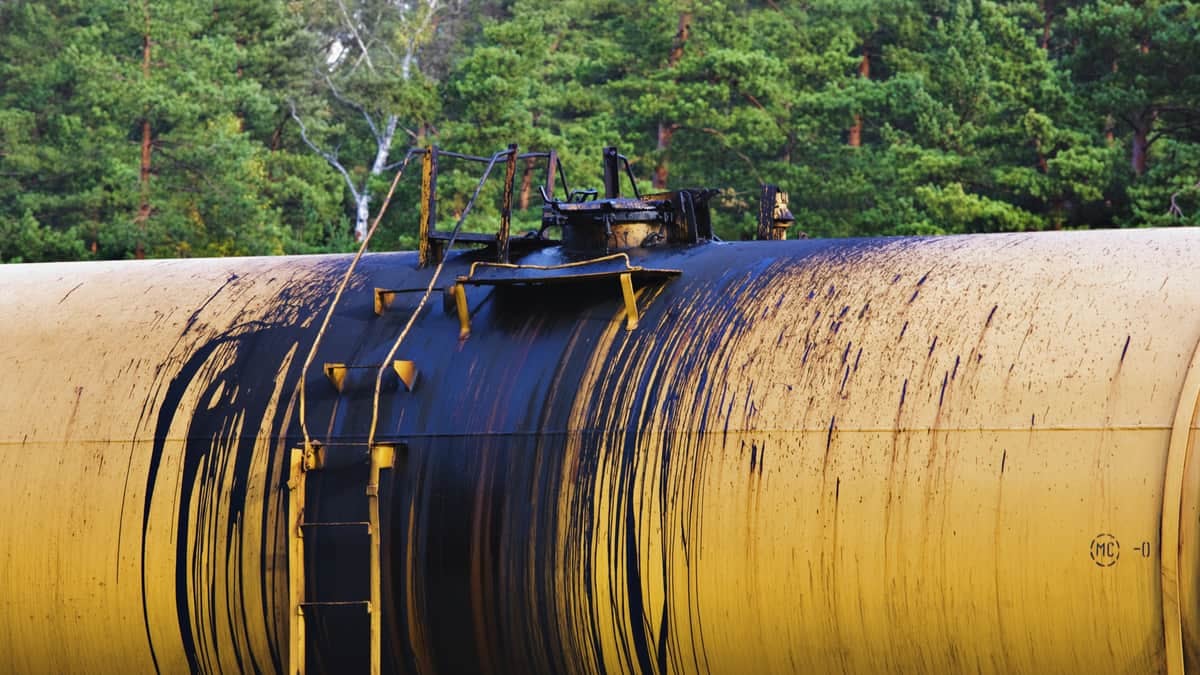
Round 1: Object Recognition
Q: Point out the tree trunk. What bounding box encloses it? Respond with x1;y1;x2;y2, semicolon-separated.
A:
1106;60;1118;144
848;47;870;148
353;114;400;242
1132;124;1149;176
1039;0;1054;50
354;191;371;243
370;115;399;175
653;11;691;190
519;156;535;210
135;0;153;259
654;123;675;189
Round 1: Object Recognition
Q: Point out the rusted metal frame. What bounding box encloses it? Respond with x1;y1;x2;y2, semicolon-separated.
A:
498;143;519;264
510;150;562;202
423;147;535;267
429;149;492;162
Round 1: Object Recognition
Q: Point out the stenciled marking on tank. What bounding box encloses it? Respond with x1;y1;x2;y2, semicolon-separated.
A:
1090;534;1120;567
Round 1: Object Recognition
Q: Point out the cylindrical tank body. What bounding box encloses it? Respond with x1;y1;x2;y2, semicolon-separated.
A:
1;229;1199;674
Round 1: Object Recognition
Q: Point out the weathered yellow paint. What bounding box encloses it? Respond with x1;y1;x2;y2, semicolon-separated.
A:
453;283;471;339
0;256;331;673
368;444;396;675
554;230;1200;673
1;229;1198;673
392;360;418;392
374;288;394;316
620;272;638;330
324;362;348;392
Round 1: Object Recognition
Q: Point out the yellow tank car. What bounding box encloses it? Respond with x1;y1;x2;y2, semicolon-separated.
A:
0;225;1198;674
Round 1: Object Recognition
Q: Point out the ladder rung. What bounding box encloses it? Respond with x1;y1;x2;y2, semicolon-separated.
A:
301;521;370;530
300;601;371;610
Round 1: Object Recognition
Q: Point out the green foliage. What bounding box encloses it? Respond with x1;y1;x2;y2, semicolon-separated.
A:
0;0;344;260
2;0;1199;263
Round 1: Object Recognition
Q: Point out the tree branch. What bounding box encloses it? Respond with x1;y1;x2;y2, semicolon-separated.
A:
401;0;439;81
335;0;375;74
323;73;381;144
1148;119;1200;146
289;101;360;200
1168;179;1200;218
742;92;766;111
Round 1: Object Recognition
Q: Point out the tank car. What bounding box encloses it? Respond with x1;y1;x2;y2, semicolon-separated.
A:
0;146;1198;674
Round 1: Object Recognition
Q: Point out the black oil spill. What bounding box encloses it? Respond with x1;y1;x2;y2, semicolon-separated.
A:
137;271;331;674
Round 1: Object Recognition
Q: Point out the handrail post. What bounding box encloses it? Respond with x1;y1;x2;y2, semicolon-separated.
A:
418;146;438;267
498;143;518;263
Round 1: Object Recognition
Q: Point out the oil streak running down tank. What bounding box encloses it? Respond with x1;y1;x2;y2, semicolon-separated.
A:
0;146;1199;674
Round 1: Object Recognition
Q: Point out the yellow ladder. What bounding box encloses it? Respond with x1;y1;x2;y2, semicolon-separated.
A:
288;442;395;675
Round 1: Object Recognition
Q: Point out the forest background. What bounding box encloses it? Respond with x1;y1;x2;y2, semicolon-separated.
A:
1;0;1198;262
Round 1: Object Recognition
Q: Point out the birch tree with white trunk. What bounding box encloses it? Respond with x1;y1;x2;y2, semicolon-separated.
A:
292;0;444;242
